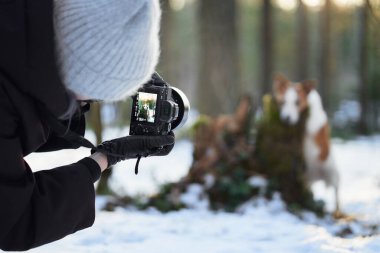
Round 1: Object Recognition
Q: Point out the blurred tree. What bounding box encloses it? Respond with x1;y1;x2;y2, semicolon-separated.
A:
90;103;103;146
260;0;274;96
198;0;240;116
91;103;112;195
296;0;309;80
318;0;333;112
357;0;370;134
239;2;260;96
159;0;175;82
368;0;380;132
157;0;199;107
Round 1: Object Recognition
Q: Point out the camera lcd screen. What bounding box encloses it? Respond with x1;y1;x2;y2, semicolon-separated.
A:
134;92;158;123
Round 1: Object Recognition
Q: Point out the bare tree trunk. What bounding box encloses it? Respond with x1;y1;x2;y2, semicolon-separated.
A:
358;0;369;134
260;0;274;96
158;0;175;81
318;0;332;112
198;0;240;116
91;103;103;146
296;0;309;80
92;103;111;195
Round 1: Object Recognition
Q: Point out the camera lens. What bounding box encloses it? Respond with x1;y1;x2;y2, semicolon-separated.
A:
160;100;177;123
170;87;190;130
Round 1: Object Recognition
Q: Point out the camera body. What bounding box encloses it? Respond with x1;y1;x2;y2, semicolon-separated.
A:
129;73;189;136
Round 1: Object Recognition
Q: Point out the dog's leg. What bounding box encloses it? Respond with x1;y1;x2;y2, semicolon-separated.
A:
333;185;345;219
334;185;340;213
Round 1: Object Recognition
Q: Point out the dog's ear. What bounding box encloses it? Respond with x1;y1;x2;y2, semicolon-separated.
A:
300;80;317;94
272;73;290;95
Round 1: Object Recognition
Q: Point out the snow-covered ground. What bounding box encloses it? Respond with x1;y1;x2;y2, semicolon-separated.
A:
17;134;380;253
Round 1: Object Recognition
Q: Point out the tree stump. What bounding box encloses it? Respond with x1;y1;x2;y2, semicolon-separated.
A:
143;96;257;212
254;94;324;215
140;95;324;215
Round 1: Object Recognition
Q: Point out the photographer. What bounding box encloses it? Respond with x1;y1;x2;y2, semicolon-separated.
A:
0;0;174;251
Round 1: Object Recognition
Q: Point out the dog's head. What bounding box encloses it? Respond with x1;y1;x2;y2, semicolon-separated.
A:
272;74;316;125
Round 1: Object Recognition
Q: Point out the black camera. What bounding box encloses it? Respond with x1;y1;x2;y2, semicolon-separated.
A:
129;73;190;136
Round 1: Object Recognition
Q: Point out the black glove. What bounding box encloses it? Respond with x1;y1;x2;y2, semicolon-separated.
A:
91;133;175;168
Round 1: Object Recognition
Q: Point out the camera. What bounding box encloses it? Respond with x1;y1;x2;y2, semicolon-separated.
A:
129;73;190;136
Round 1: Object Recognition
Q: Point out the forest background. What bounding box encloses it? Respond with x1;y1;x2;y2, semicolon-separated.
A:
88;0;380;197
89;0;380;138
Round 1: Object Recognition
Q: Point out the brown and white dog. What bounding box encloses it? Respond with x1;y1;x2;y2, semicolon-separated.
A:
273;74;340;213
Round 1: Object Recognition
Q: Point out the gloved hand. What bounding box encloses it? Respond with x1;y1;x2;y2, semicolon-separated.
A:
91;133;175;167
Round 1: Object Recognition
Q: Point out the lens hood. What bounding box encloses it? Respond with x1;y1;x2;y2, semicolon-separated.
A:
171;87;190;130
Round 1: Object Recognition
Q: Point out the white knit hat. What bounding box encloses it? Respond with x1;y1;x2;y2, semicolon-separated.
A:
53;0;161;101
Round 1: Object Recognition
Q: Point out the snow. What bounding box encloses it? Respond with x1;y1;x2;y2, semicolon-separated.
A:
15;135;380;253
248;176;268;189
179;184;210;210
332;100;361;128
204;173;216;189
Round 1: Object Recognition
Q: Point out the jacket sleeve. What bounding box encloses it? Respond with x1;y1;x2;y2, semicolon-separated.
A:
0;135;101;251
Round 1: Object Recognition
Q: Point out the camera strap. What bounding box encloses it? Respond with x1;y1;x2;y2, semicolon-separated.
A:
135;155;142;175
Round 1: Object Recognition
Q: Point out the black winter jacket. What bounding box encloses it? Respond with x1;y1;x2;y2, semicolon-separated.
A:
0;0;101;251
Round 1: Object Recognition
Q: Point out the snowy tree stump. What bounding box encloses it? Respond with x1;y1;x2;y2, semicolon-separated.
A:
254;94;324;215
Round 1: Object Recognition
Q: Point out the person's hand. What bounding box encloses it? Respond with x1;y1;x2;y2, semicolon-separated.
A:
91;133;175;168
